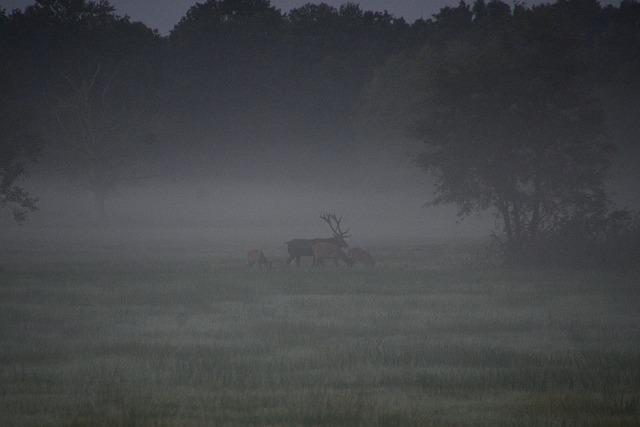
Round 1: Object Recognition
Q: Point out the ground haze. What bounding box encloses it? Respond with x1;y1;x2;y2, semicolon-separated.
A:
1;242;639;426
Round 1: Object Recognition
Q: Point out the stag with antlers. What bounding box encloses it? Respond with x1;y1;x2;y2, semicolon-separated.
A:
286;212;351;267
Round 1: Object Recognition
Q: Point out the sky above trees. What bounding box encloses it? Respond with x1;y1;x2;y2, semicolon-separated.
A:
0;0;489;33
2;0;623;33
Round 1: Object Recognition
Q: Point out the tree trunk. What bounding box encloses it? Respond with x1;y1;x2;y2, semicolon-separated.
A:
498;200;522;265
529;179;542;241
93;189;107;225
498;201;513;243
513;202;523;244
529;154;543;241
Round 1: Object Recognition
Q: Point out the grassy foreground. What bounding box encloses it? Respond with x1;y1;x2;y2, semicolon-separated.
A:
1;247;639;426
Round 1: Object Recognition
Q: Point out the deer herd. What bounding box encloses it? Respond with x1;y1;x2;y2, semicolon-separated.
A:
246;212;375;271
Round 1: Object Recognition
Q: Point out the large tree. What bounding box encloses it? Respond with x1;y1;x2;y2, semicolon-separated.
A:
168;0;285;115
0;111;41;223
11;0;161;222
0;8;42;223
165;0;413;179
363;0;612;262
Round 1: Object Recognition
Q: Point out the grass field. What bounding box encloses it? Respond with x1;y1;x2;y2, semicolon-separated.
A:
1;241;639;426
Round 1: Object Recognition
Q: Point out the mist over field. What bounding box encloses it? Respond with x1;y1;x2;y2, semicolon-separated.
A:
2;0;640;425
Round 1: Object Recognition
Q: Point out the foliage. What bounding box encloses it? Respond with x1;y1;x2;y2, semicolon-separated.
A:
7;0;162;221
526;209;640;269
0;111;42;223
2;0;640;239
0;7;42;223
362;0;626;264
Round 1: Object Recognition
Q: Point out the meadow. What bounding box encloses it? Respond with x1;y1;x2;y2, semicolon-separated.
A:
1;240;639;426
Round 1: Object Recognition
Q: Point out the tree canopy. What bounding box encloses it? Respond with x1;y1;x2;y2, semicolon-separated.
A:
361;0;638;261
1;0;640;243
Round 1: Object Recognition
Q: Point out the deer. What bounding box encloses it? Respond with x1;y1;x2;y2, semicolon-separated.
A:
312;241;353;267
348;247;375;267
247;249;272;271
286;212;351;267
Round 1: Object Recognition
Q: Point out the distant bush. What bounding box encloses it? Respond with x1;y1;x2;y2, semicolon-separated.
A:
506;210;640;270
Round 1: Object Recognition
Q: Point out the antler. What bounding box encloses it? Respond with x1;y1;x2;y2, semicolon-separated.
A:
320;212;351;239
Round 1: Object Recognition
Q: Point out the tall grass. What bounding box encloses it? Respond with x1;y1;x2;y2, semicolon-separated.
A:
0;246;639;426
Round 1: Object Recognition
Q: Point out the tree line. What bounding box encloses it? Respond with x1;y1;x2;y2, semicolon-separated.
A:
1;0;639;267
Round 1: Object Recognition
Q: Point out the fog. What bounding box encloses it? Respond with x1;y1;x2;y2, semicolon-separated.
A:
3;1;640;425
1;141;492;249
1;0;639;272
